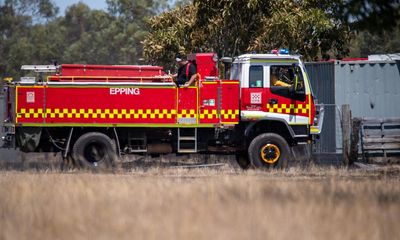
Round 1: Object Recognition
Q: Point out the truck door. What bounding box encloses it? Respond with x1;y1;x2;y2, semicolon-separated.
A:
241;64;267;112
266;64;309;125
199;81;219;124
177;87;198;125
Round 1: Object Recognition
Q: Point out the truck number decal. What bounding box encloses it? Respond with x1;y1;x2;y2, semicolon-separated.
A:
27;92;35;103
110;88;140;95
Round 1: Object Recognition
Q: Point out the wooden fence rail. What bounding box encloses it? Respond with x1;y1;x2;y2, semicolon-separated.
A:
357;117;400;164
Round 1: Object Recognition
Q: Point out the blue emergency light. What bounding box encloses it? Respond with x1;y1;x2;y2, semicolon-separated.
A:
279;48;289;54
270;48;290;54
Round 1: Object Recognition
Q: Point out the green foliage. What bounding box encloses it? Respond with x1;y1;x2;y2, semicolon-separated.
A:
3;0;59;20
348;5;400;57
343;0;400;33
349;22;400;57
0;0;59;77
143;0;352;66
0;0;398;79
0;0;171;78
142;4;197;69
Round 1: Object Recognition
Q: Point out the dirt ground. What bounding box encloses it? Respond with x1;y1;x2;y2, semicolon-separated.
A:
0;153;399;240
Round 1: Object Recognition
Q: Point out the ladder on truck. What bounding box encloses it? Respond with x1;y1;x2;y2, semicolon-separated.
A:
177;128;197;153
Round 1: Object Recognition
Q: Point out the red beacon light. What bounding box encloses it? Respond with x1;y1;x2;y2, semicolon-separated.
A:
271;48;289;55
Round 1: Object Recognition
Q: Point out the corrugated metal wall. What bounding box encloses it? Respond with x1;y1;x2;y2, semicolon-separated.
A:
335;60;400;117
334;60;400;148
306;60;400;154
305;62;337;153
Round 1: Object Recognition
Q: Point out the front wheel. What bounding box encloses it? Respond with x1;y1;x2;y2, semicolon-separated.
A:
248;133;292;169
72;132;117;170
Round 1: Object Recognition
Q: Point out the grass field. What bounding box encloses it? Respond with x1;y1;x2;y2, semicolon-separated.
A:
0;160;399;240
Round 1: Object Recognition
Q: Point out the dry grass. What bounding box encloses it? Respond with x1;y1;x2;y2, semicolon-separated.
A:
0;163;399;240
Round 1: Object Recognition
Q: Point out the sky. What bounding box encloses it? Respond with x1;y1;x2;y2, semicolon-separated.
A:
53;0;108;15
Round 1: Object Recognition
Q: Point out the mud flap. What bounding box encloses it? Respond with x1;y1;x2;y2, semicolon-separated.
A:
16;127;42;152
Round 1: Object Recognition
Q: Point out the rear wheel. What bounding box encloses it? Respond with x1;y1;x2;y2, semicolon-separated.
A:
72;132;117;170
248;133;292;169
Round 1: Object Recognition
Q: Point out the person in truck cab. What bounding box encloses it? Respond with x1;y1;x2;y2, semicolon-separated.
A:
270;67;291;87
172;53;197;88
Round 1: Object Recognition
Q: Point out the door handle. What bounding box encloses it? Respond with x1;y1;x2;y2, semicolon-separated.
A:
268;98;278;105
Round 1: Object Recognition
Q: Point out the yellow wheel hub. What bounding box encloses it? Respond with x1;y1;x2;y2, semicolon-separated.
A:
260;144;280;164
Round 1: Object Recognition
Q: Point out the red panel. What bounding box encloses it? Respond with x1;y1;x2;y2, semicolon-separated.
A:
266;88;309;117
188;53;218;78
241;88;310;117
16;87;45;123
43;87;177;124
199;82;219;124
60;64;164;77
16;86;178;125
16;82;242;126
241;88;265;112
177;88;198;124
221;81;240;123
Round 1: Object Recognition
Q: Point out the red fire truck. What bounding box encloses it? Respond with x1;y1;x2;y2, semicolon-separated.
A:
2;52;323;169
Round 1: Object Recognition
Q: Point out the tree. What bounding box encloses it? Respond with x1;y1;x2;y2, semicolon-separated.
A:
0;0;59;78
142;4;197;68
349;11;400;57
60;0;171;65
2;0;396;80
1;0;177;78
143;0;352;67
60;4;118;64
105;0;170;64
1;0;58;21
343;0;400;33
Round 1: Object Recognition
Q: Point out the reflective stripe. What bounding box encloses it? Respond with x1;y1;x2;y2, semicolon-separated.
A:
18;108;178;119
16;123;216;128
266;104;309;114
177;109;197;119
221;109;240;120
18;108;240;121
199;109;218;119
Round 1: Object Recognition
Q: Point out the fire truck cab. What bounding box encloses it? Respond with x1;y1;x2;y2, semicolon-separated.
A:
2;52;323;169
228;53;323;168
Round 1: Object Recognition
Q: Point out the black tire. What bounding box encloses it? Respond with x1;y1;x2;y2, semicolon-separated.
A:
235;153;251;170
248;133;292;169
72;132;117;170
